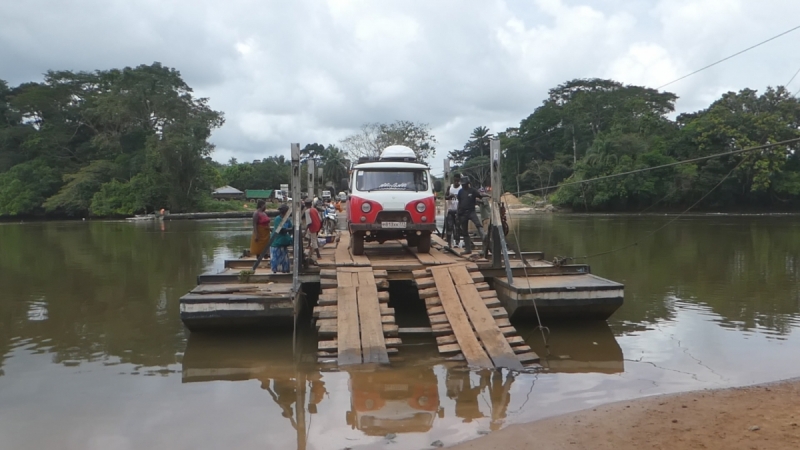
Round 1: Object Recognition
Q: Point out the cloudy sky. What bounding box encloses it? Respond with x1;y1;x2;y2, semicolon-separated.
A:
1;0;799;166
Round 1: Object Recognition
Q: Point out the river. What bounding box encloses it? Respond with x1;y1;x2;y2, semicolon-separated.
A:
1;215;799;449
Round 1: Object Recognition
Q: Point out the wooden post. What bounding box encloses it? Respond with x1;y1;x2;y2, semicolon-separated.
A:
307;159;315;201
489;139;513;283
291;143;302;353
444;158;451;188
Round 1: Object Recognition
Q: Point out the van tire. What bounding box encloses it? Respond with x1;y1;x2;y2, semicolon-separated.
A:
406;234;419;248
352;232;365;255
417;233;431;253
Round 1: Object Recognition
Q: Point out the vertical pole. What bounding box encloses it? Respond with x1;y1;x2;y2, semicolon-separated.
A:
295;372;307;450
307;159;315;202
291;143;302;354
444;158;451;187
489;140;513;283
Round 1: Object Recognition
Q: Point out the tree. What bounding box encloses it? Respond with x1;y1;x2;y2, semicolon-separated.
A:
340;121;437;162
320;145;349;191
449;126;493;164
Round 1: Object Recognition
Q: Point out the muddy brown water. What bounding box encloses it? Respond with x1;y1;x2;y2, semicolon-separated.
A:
1;215;799;449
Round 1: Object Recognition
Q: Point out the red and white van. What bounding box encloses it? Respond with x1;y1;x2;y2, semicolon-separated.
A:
348;145;436;255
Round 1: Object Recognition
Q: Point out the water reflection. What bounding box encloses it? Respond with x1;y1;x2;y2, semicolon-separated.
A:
1;217;799;450
178;322;627;448
518;321;624;374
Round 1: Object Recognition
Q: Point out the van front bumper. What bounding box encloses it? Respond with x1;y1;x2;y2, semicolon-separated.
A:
349;223;436;232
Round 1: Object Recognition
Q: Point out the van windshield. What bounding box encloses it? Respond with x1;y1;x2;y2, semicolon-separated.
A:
356;170;428;192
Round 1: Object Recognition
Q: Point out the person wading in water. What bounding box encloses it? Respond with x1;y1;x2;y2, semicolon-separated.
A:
249;200;271;259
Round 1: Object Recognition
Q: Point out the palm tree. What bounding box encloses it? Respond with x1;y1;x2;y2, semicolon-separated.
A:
321;145;349;191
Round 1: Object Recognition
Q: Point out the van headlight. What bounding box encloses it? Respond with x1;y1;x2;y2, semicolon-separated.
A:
416;202;426;213
361;202;371;213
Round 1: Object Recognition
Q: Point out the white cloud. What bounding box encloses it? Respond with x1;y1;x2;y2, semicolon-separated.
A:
1;0;799;162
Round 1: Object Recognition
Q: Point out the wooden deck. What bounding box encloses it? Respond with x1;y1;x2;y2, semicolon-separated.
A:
181;228;622;368
313;232;539;368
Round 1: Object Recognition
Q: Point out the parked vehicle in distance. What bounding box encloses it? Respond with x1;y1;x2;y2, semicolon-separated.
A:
347;145;435;255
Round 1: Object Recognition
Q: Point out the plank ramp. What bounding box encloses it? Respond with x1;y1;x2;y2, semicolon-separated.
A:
315;235;400;365
413;264;538;369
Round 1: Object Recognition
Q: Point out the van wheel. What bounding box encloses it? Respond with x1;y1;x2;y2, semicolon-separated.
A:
417;233;431;253
406;234;419;248
352;232;365;255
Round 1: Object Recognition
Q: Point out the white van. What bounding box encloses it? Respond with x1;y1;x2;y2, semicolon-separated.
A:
347;145;435;255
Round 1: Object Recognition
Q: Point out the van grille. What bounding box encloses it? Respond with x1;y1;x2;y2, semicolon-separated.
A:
376;211;412;223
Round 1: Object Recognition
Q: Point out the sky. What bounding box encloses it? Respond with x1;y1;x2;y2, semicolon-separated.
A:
1;0;799;166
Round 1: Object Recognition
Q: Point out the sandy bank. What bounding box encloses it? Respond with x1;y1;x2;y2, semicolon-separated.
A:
451;379;800;450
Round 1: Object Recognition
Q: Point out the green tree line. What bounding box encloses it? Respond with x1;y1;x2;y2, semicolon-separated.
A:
454;78;800;211
0;63;226;217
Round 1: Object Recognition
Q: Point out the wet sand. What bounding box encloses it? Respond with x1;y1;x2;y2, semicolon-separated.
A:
452;379;800;450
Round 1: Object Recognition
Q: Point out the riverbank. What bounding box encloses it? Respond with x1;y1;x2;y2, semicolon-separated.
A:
452;378;800;450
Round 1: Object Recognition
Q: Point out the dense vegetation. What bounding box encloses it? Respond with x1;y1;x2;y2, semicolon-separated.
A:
0;63;226;217
3;64;798;217
480;79;800;211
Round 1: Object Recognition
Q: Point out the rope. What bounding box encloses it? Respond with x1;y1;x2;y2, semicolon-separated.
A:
510;216;550;354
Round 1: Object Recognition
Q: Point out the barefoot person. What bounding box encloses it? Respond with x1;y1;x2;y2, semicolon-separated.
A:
249;200;271;258
304;199;322;263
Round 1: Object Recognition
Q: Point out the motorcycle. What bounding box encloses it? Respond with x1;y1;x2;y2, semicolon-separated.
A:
322;205;337;235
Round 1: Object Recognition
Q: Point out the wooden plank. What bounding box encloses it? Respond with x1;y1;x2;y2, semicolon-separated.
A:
513;344;532;354
438;343;461;354
378;291;390;303
449;265;522;370
373;269;388;279
318;340;338;351
430;266;493;368
381;315;395;324
383;324;399;336
415;278;435;289
431;323;453;336
336;286;362;366
436;335;457;345
489;307;508;319
418;287;439;299
398;327;432;334
506;336;525;346
428;306;444;315
500;326;515;336
320;269;337;279
428;314;448;325
410;247;438;265
517;352;540;363
385;337;402;347
474;282;490;292
357;271;389;364
484;298;502;308
412;269;429;279
335;232;354;266
425;297;442;307
495;318;511;328
337;271;355;287
191;284;260;294
480;290;497;299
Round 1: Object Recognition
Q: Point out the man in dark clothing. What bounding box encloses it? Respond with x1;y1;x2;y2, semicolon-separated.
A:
456;176;486;254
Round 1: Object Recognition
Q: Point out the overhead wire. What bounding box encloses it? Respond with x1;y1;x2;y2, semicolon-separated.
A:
568;156;748;262
513;137;800;197
657;24;800;90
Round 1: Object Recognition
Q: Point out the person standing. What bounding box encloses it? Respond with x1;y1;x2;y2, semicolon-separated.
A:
249;200;271;259
304;199;322;263
456;176;486;255
445;173;462;247
270;204;293;273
